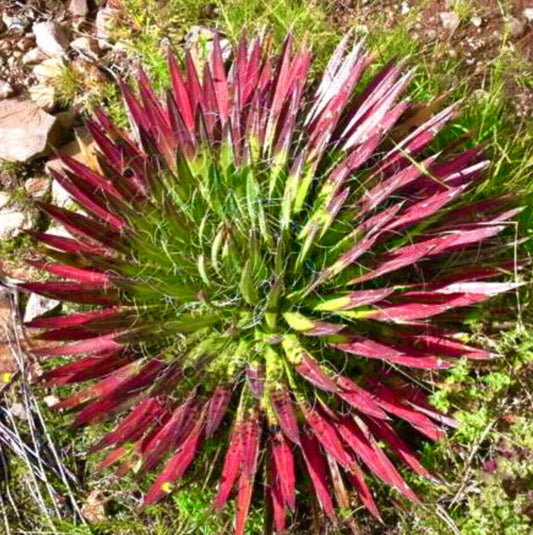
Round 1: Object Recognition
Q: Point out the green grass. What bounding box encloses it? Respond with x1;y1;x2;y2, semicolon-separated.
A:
2;0;533;534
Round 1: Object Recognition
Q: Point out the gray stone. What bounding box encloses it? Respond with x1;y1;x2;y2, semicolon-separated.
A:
524;8;533;22
0;208;37;240
0;192;10;210
0;80;13;99
23;293;60;323
33;21;69;57
0;99;63;162
24;177;50;199
22;47;47;65
28;84;57;112
67;0;88;19
51;178;71;208
508;17;525;38
2;13;30;34
439;11;460;32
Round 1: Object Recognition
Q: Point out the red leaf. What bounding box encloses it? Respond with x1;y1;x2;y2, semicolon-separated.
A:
241;413;261;476
235;469;255;535
167;51;194;131
205;385;232;437
214;421;244;510
364;418;433;479
26;307;122;329
336;376;388;419
272;432;295;511
26;260;109;285
33;332;122;356
339;417;419;502
347;460;381;520
52;359;143;410
301;402;354;468
269;450;287;533
40;350;134;385
295;354;339;393
299;432;336;521
270;388;300;445
143;412;205;506
140;394;200;472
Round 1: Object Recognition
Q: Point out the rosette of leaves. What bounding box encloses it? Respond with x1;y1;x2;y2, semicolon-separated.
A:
22;31;521;533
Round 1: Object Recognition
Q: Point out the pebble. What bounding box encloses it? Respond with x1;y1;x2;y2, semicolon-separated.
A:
2;13;31;34
22;47;47;65
0;79;14;99
0;98;64;161
439;11;460;32
67;0;89;19
524;8;533;22
470;16;482;28
24;177;51;199
33;21;69;57
23;293;61;323
0;209;38;240
508;17;525;38
0;192;10;210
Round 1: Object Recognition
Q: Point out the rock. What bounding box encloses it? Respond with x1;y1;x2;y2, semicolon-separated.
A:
29;84;57;112
0;80;14;99
71;36;100;60
33;57;64;82
0;192;10;210
33;21;69;57
23;293;60;323
470;16;482;28
2;13;30;35
439;11;460;32
24;177;50;199
400;2;410;15
22;47;47;65
508;17;525;38
51;178;71;208
524;8;533;22
0;208;38;240
67;0;88;19
0;99;64;162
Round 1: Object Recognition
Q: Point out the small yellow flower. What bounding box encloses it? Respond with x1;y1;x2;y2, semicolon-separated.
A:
1;372;12;384
161;482;173;493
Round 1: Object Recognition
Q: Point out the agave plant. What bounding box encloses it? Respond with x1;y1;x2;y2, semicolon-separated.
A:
22;31;520;533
